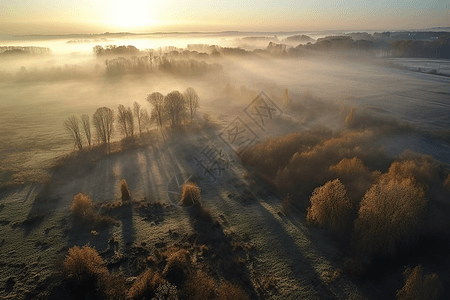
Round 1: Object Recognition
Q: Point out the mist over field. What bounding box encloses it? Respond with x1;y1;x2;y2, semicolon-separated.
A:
1;32;449;186
1;27;450;300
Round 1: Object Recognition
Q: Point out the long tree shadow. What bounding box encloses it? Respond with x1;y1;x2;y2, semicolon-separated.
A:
201;161;365;299
186;203;258;299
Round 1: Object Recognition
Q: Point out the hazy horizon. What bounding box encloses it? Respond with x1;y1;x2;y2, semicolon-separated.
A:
2;0;449;35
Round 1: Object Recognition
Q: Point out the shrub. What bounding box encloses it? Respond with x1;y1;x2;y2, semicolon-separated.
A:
306;179;353;233
396;265;443;300
329;157;374;204
70;193;94;219
162;249;190;286
329;157;368;176
179;182;201;206
63;245;108;283
120;179;131;202
127;269;165;300
382;153;438;188
70;193;116;227
183;270;216;300
273;130;375;195
217;281;250;300
352;177;428;259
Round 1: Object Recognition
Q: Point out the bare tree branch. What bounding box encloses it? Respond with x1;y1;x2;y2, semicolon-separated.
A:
184;87;200;120
64;115;83;150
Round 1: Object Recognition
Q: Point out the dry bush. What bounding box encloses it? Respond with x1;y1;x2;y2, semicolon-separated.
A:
306;179;353;233
102;273;127;300
273;130;377;195
127;268;165;300
179;182;201;206
240;131;327;180
70;193;94;219
120;179;131;202
381;153;438;189
241;128;382;208
396;265;443;300
70;193;116;227
183;270;216;300
352;177;428;259
217;281;250;300
329;157;374;203
162;249;191;286
329;157;369;176
63;245;108;283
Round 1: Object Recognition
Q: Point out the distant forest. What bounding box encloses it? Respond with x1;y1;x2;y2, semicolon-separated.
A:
0;46;51;56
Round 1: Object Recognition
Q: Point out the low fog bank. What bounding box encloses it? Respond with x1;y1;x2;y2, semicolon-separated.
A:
1;32;449;188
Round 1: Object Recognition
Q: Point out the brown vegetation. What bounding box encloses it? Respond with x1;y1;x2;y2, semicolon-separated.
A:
179;182;201;206
306;179;353;233
70;193;116;227
70;193;95;219
329;157;374;203
217;281;250;300
120;179;131;202
183;270;216;300
241;129;383;209
127;268;165;300
396;265;443;300
352;177;428;259
382;152;438;188
162;249;191;286
62;245;108;284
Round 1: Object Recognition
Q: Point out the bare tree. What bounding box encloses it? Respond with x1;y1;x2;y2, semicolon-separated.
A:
126;107;134;137
140;108;151;133
164;90;186;127
117;104;129;138
184;87;200;120
93;107;114;145
64;115;83;150
133;101;142;136
80;114;91;147
146;92;164;127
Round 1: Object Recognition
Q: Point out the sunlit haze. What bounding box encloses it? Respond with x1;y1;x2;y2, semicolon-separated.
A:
1;0;449;34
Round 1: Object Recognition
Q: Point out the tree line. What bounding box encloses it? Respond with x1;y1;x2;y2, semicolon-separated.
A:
64;87;199;150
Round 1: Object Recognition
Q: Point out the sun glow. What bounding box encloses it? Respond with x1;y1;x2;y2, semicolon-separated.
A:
110;0;155;30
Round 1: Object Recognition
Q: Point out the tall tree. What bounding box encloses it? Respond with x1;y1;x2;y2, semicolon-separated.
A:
93;107;114;145
146;92;165;127
133;101;142;136
117;104;129;138
126;106;134;137
140;108;151;133
80;114;91;147
64;115;83;150
164;90;186;127
184;87;200;120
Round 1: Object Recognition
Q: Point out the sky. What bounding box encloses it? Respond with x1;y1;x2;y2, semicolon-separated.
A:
0;0;449;34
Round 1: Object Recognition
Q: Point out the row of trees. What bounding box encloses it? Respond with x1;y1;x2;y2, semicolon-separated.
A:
64;88;199;150
147;87;199;127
